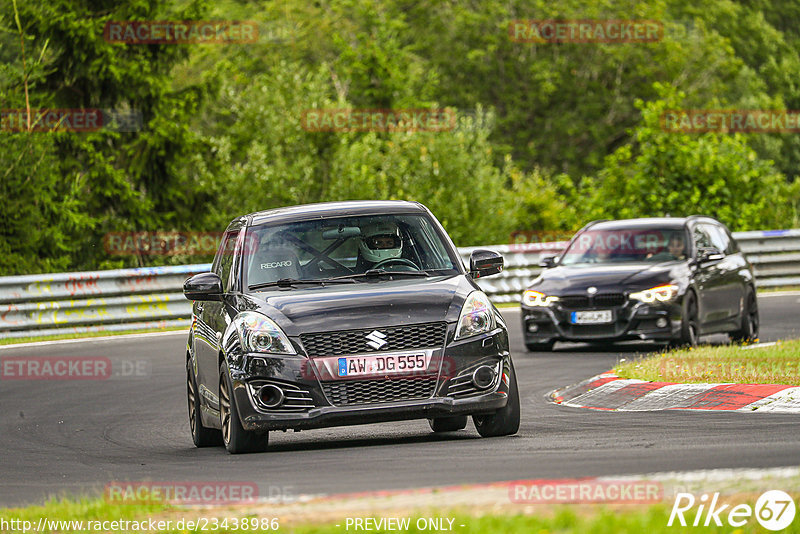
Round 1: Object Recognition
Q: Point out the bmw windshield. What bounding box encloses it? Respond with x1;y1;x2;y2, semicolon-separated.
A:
560;227;690;266
243;214;461;289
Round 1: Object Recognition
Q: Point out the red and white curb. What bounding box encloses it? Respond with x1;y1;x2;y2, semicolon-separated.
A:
550;372;800;413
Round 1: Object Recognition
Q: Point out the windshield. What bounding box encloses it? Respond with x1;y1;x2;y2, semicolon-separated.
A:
560;227;689;265
243;213;460;288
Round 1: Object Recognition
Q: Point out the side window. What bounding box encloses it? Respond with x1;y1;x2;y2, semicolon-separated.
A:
691;225;713;253
215;229;240;292
703;224;732;254
718;225;738;253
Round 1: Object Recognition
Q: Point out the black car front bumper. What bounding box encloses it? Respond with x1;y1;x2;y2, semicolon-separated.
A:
229;328;513;432
237;391;509;431
521;298;684;344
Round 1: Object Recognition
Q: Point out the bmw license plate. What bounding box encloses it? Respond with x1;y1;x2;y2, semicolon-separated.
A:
570;310;613;324
337;352;431;377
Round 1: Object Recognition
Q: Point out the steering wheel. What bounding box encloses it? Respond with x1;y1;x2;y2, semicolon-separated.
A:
372;257;420;271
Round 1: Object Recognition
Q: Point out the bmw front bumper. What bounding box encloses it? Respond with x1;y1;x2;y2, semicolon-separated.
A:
521;299;684;344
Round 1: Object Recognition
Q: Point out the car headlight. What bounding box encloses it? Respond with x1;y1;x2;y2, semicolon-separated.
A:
455;291;496;340
522;290;560;307
233;312;296;354
629;284;679;303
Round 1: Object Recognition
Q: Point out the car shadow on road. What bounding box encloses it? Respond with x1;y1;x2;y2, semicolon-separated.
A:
541;334;734;354
262;429;482;453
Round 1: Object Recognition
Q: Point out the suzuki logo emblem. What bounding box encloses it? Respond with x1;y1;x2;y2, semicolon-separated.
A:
587;286;598;295
365;330;388;350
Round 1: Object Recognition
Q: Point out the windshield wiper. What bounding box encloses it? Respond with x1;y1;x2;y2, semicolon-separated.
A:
327;269;430;281
249;278;356;290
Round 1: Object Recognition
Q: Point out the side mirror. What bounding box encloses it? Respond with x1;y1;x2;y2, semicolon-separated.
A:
539;254;557;268
469;249;504;279
697;247;724;264
183;272;223;301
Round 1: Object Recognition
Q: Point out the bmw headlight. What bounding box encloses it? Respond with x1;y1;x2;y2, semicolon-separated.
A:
522;290;560;307
455;291;496;340
629;284;679;303
233;312;296;354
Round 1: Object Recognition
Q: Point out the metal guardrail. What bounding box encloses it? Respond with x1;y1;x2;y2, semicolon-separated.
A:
2;230;799;338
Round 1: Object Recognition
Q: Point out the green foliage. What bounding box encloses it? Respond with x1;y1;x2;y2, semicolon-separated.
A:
583;84;799;230
2;0;800;274
326;111;515;246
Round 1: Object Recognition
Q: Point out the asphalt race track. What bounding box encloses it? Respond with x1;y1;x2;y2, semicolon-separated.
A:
1;293;798;507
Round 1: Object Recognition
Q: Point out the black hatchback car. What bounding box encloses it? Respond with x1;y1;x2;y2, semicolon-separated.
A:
521;216;758;351
183;201;519;453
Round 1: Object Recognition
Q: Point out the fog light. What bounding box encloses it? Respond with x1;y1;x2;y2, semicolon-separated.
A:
472;365;497;389
527;323;539;333
656;317;668;328
257;384;285;408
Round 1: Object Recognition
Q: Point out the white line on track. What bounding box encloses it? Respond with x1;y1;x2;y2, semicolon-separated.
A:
0;330;186;350
757;291;800;297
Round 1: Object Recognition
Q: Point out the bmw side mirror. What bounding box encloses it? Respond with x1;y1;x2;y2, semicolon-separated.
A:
697;247;724;264
469;249;504;279
183;272;223;301
539;254;557;268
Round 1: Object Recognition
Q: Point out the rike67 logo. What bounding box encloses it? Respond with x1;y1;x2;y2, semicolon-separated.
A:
669;491;796;531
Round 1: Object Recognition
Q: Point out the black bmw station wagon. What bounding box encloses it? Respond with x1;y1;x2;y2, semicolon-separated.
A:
521;216;758;351
184;201;519;453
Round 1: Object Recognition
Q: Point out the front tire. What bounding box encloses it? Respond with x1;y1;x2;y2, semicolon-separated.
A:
187;359;222;447
673;292;699;348
219;362;269;454
428;416;468;432
730;290;759;344
473;360;520;438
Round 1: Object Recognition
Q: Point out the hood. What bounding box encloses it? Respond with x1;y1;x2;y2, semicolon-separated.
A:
530;261;689;295
229;275;477;335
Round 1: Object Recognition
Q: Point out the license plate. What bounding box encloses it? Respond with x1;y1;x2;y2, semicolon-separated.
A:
337;352;430;377
571;310;613;324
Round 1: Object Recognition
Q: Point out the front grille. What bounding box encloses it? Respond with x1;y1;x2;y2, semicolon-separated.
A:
322;378;436;406
563;324;620;338
593;293;626;307
558;294;625;309
300;322;447;357
559;296;590;309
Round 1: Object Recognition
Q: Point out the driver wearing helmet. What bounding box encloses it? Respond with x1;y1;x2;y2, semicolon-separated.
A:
357;221;404;271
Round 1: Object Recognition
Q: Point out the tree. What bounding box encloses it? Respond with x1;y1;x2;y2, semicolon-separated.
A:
583;83;799;230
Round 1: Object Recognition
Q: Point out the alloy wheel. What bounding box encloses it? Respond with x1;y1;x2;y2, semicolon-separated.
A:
220;376;231;445
187;371;197;436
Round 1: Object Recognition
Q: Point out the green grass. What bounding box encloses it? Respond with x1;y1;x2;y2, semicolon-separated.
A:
615;339;800;386
2;496;798;533
0;327;186;346
757;285;800;293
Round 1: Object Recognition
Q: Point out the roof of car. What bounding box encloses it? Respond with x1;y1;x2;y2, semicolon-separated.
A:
587;216;717;231
246;200;427;226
